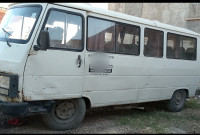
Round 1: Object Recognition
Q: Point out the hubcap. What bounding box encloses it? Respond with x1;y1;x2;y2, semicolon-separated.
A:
55;101;75;119
175;92;183;105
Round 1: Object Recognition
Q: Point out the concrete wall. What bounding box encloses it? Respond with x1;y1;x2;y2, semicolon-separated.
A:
108;3;200;34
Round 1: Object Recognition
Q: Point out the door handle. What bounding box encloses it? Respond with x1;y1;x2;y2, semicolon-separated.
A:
77;55;82;68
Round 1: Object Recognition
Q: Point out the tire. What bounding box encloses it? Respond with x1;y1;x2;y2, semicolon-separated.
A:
167;90;186;112
42;98;86;131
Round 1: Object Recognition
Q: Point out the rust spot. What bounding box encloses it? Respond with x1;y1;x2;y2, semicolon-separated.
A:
12;97;22;102
23;96;32;101
28;50;38;55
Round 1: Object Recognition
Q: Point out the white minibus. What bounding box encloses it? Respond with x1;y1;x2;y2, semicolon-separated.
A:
0;3;199;130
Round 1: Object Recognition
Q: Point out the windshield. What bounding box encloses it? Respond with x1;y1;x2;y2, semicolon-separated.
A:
0;5;42;44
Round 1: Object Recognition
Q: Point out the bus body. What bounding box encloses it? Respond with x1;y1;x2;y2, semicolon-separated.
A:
0;3;199;130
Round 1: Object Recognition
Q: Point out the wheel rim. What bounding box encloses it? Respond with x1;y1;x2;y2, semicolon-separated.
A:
52;100;78;123
56;101;75;119
175;92;183;105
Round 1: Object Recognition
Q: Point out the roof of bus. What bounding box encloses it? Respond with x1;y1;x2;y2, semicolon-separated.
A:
9;3;200;37
54;3;200;37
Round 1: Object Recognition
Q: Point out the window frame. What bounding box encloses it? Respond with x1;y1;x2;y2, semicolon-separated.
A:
38;8;84;52
86;15;141;56
166;32;197;61
143;27;164;58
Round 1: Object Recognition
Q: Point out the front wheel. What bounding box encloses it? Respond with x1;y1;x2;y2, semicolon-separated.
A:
42;98;86;131
167;90;186;112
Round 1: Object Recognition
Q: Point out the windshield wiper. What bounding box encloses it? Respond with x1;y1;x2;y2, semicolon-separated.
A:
2;28;11;47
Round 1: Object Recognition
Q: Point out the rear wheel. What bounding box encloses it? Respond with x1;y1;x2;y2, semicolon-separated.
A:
167;90;186;112
42;98;86;130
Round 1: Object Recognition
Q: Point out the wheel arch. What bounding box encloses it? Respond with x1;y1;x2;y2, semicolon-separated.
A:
82;96;91;109
170;88;189;99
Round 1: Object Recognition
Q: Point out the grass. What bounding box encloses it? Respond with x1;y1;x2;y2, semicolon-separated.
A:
185;98;200;109
118;110;172;133
115;98;200;133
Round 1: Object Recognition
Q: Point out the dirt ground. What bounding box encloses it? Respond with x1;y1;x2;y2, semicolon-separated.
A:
0;99;200;134
0;108;135;134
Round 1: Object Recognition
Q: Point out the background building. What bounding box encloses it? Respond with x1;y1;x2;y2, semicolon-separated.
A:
108;3;200;34
0;7;7;23
0;3;11;23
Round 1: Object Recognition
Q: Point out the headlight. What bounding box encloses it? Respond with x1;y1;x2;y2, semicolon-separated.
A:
0;73;18;97
0;75;10;89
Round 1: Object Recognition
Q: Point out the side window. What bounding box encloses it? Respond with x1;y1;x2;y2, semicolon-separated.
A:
144;28;164;57
44;10;83;50
167;33;197;60
87;17;115;52
182;36;196;60
167;33;180;59
116;23;140;55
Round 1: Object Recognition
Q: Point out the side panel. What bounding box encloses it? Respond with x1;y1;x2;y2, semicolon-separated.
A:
138;29;200;102
83;53;142;107
138;57;200;102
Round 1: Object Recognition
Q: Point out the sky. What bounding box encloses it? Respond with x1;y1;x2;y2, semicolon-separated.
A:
89;3;108;9
0;3;108;9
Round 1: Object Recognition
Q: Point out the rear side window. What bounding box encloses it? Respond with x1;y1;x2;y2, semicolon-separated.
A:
43;9;83;50
167;33;180;58
87;17;115;52
182;36;196;60
116;23;140;55
167;33;196;60
144;28;164;57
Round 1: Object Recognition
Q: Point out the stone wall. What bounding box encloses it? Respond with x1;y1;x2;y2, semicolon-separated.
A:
108;3;200;34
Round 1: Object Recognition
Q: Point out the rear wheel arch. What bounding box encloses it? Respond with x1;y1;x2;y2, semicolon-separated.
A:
170;88;189;98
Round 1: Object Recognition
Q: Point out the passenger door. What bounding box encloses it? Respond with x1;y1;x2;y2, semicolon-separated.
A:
23;4;86;100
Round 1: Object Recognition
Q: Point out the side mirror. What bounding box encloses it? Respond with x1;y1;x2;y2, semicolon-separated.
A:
34;30;50;51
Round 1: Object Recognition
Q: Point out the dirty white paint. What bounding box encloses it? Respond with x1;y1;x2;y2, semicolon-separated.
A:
0;3;199;108
0;3;48;102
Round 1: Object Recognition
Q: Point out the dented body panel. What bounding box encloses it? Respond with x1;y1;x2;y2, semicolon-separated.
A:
0;3;48;102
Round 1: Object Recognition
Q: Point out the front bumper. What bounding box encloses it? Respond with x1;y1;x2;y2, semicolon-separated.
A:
0;100;55;117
